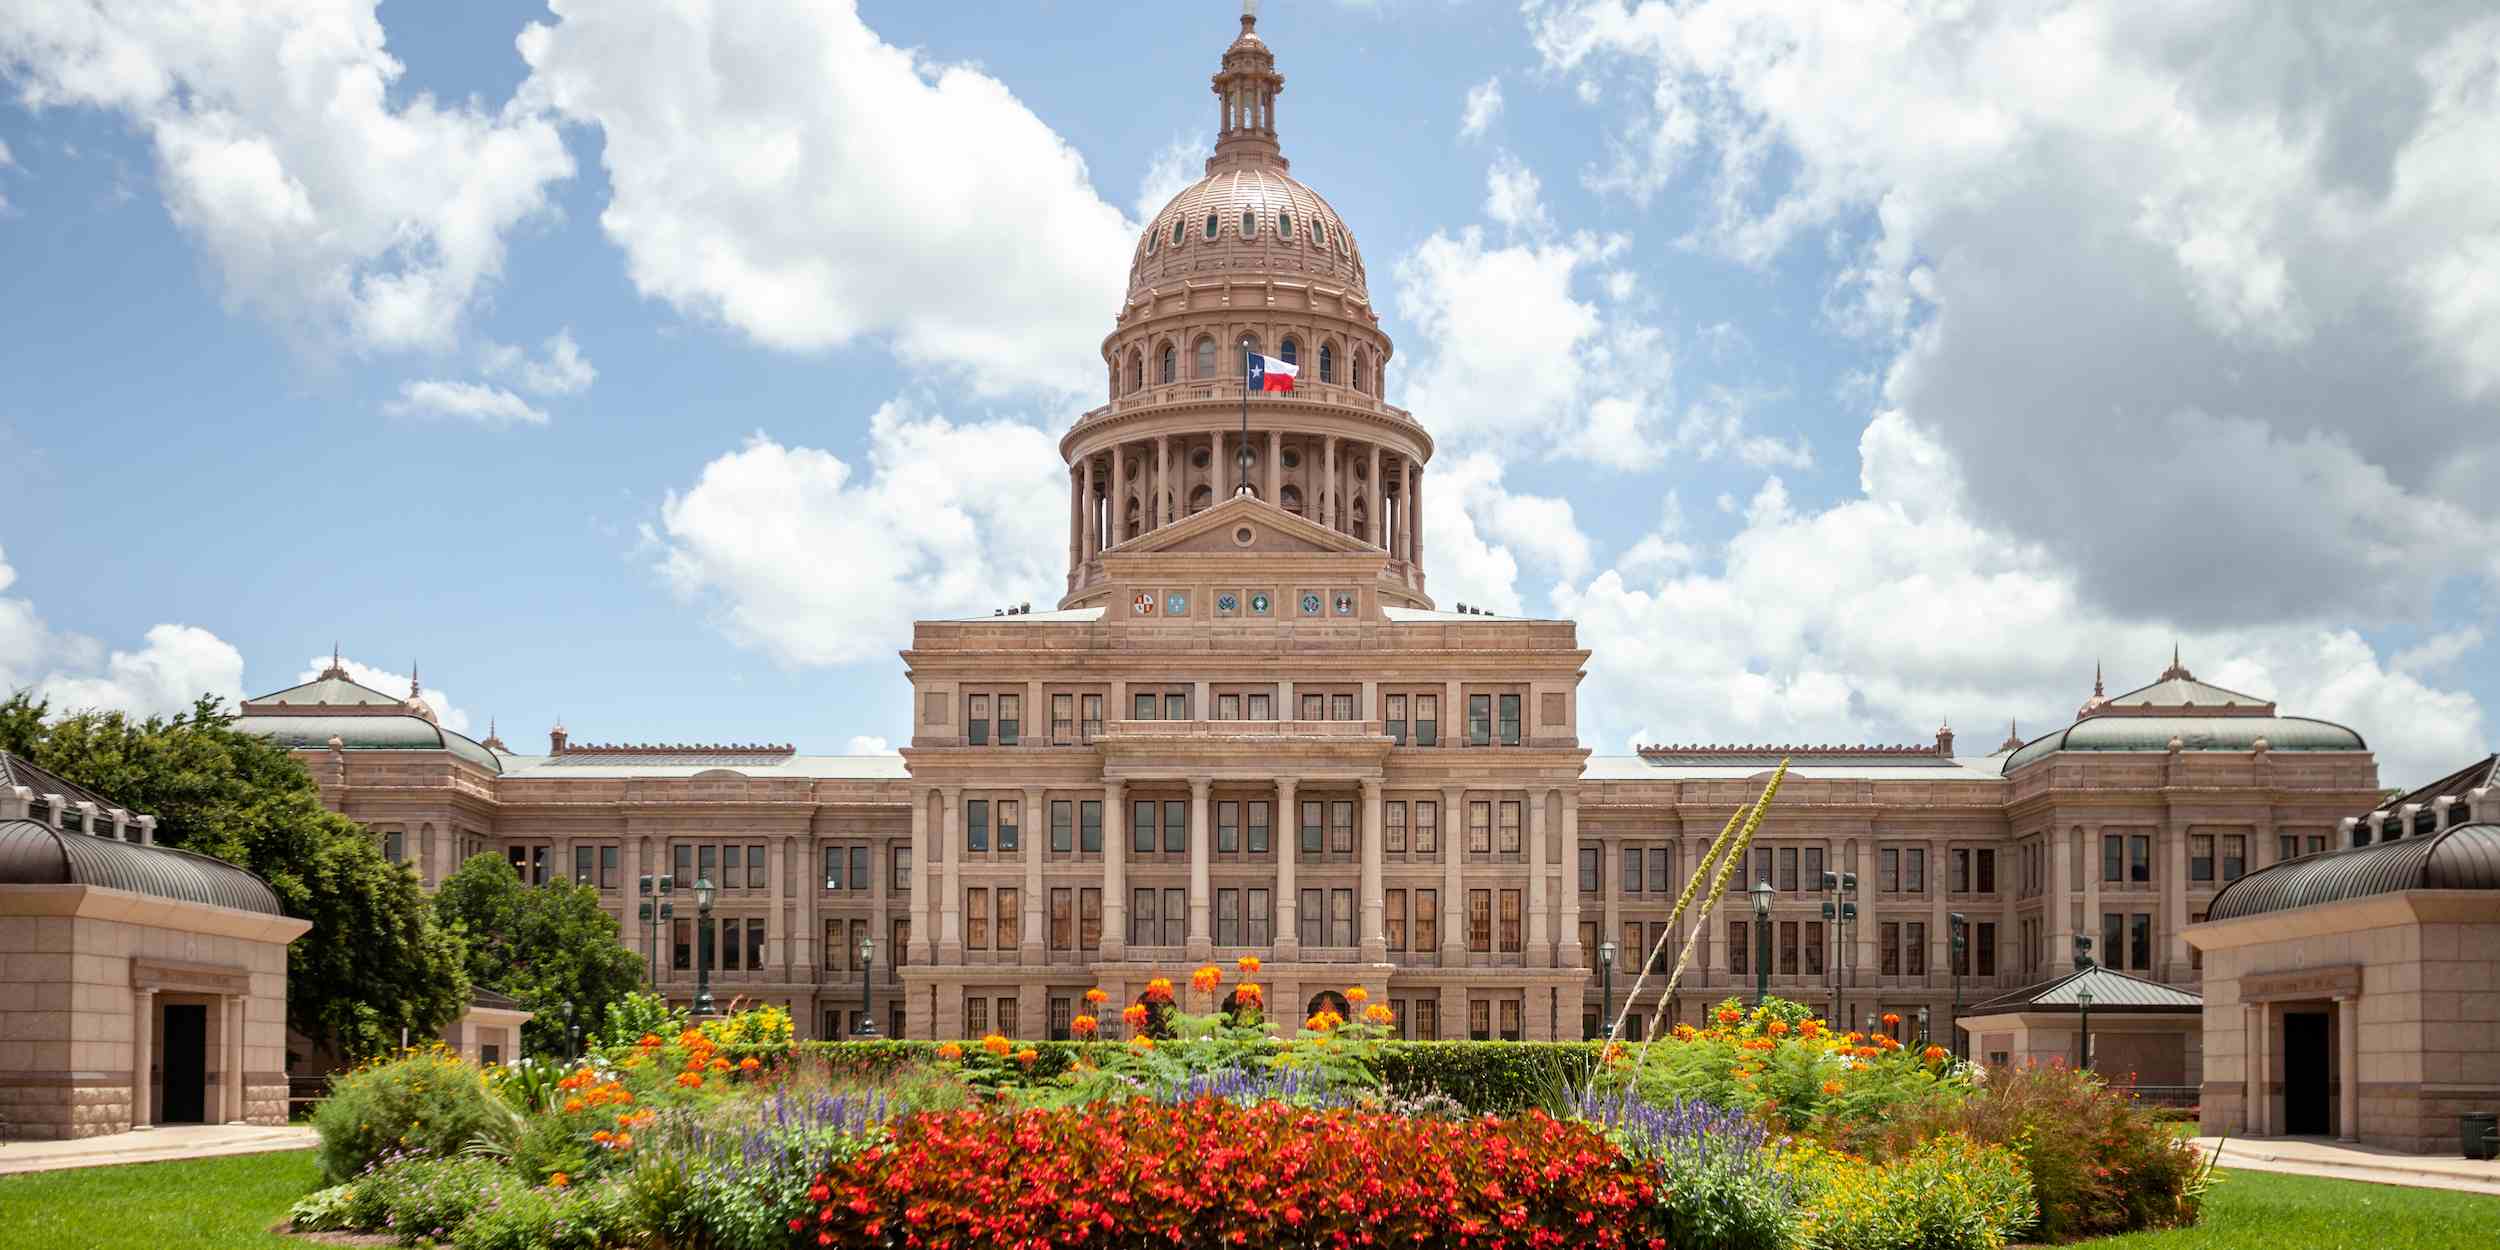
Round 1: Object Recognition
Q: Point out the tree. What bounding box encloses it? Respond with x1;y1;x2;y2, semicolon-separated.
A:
434;852;647;1058
2;691;469;1059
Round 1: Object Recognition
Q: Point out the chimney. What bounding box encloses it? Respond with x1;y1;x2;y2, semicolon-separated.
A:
550;721;570;755
1934;720;1955;758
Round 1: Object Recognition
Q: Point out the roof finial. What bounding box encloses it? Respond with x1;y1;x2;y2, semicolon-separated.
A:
409;661;421;699
2093;660;2104;697
1243;0;1257;27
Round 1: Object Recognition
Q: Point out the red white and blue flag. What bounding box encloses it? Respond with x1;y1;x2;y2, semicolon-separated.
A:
1247;353;1298;392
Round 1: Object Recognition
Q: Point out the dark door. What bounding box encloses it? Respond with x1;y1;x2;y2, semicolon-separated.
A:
2283;1011;2330;1135
162;1004;208;1123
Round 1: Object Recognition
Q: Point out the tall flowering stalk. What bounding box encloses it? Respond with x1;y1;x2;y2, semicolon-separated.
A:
1638;760;1788;1051
1604;760;1787;1041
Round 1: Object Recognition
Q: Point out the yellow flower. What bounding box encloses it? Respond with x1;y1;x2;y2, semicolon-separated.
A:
1345;986;1370;1005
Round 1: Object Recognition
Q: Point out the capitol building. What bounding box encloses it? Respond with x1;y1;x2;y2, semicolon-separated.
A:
200;12;2500;1151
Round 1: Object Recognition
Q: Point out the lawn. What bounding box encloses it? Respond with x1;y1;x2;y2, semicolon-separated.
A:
2;1149;2494;1250
0;1149;319;1250
2083;1167;2500;1249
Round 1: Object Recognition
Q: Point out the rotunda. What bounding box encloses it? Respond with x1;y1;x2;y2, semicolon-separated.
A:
1061;7;1432;610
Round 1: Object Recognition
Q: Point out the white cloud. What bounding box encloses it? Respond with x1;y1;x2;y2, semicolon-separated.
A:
1460;76;1504;138
648;400;1067;666
2391;628;2485;677
1553;412;2488;787
294;655;474;735
482;328;596;396
0;0;572;352
1528;0;2500;625
1483;153;1550;233
385;380;548;428
1420;453;1597;614
0;544;245;720
516;0;1138;398
1132;135;1206;223
845;735;897;756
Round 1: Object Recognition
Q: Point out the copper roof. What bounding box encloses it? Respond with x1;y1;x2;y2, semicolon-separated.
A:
1965;965;2202;1014
0;753;120;812
2204;822;2500;922
0;819;284;914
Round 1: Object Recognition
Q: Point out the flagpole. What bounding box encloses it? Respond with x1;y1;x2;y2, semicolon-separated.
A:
1238;335;1252;496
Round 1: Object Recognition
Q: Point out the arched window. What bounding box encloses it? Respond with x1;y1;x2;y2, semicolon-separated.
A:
1193;337;1217;379
1319;342;1337;384
1280;484;1303;515
1314;221;1328;248
1158;344;1177;384
1127;349;1143;393
1238;335;1261;379
1280;337;1298;366
1204;213;1219;240
1189;484;1213;514
1306;990;1351;1022
1353;353;1368;393
1146;229;1156;255
1241;210;1257;238
1278;210;1294;239
1172;218;1185;245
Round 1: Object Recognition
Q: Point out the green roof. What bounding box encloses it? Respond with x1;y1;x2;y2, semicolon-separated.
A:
2003;714;2364;773
1965;966;2202;1014
237;713;503;774
245;673;406;707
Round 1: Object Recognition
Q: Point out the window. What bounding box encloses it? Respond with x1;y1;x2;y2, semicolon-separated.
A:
2129;834;2152;883
1325;889;1350;947
1241;209;1256;237
1490;800;1518;854
1804;845;1824;888
967;888;990;949
1730;920;1751;974
1132;799;1156;854
1415;801;1438;854
2191;834;2214;882
1278;210;1293;238
1248;888;1271;945
1499;999;1522;1042
1880;848;1900;893
1163;799;1187;853
1280;337;1298;365
1158;346;1175;385
1194;337;1216;378
1216;888;1240;946
1215;693;1240;721
1498;889;1522;952
1415;695;1439;746
1498;694;1521;745
1386;889;1406;950
965;996;988;1038
1385;802;1406;852
1468;694;1492;745
1049;996;1073;1041
1470;999;1491;1041
1171;218;1184;245
1301;800;1323;854
673;918;691;970
1880;922;1900;976
1319;342;1336;383
1780;921;1799;975
967;694;989;745
966;799;989;853
1413;889;1437;950
1132;888;1158;947
825;919;845;971
1579;846;1600;893
1803;920;1824;974
748;919;766;970
572;844;591;884
1976;848;1996;894
1051;800;1073;853
1649;849;1671;894
1324;800;1351;854
2130;913;2152;970
1248;692;1271;720
1976;922;1996;976
823;846;843;890
892;918;909;972
2103;834;2124;883
1218;801;1240;853
1621;847;1643;895
720;917;739;970
1387;694;1408;744
1080;888;1101;949
1952;848;1970;893
2278;833;2299;861
1166;888;1187;947
1248;801;1271;854
1082;694;1104;741
1468;889;1492;952
998;695;1020;746
893;846;912;893
698;845;716;891
601;845;618;889
1299;887;1323;948
1081;800;1103;853
1051;888;1072;950
1468;801;1492;853
1778;847;1799;893
2222;835;2245;881
996;888;1018;950
1332;692;1355;721
1904;848;1925;894
1204;212;1219;239
1314;220;1328;248
1905;921;1926;976
1134;691;1158;720
2101;912;2124;969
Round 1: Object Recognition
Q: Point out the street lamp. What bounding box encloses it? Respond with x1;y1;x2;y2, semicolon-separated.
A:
1948;912;1968;1059
560;1000;576;1059
1821;871;1858;1029
1916;1004;1930;1048
637;873;675;988
855;933;881;1039
1598;940;1617;1039
2076;986;2094;1071
1750;879;1775;1009
692;876;717;1018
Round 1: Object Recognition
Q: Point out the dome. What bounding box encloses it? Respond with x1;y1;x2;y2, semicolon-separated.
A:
237;712;504;773
1128;165;1367;302
2002;714;2363;774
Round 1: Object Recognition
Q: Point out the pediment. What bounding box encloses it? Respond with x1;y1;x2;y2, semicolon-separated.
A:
1113;493;1376;557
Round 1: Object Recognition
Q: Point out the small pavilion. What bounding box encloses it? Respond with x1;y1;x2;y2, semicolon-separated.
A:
1956;964;2203;1086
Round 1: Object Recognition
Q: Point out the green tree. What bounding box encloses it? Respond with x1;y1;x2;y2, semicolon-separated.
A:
434;852;646;1058
2;691;469;1059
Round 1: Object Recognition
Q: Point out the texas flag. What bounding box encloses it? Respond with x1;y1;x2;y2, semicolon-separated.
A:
1247;353;1299;392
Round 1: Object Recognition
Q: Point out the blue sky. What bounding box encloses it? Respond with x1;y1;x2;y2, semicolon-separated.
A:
2;1;2494;785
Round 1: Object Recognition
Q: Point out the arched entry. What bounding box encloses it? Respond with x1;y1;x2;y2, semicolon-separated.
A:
1306;990;1350;1021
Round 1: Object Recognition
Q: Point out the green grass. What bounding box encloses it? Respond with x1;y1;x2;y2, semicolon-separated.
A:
0;1149;319;1249
2082;1167;2500;1249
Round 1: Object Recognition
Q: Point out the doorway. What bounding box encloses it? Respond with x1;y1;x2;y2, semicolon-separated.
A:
2283;1010;2330;1136
162;1003;208;1123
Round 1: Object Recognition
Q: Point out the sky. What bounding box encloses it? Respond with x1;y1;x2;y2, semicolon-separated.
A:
2;0;2496;786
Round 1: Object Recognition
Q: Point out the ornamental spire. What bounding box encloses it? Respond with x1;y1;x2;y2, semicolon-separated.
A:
1209;2;1286;171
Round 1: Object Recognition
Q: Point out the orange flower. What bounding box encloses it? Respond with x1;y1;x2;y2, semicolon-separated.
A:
1235;982;1264;1008
1071;1014;1099;1038
1305;1010;1344;1032
1142;977;1175;1003
674;1072;702;1089
1820;1079;1844;1096
1121;1003;1149;1029
1015;1048;1039;1065
1128;1035;1156;1052
1345;986;1370;1005
1799;1020;1823;1038
1672;1023;1698;1041
739;1056;762;1072
1236;955;1261;975
563;1097;586;1113
549;1172;568;1189
709;1056;732;1072
678;1028;705;1047
1084;987;1109;1006
1766;1020;1790;1036
1362;1003;1394;1027
936;1042;964;1061
1716;1006;1743;1025
981;1033;1012;1056
612;1131;632;1150
1881;1012;1902;1026
1922;1045;1948;1064
637;1033;663;1049
1191;965;1223;993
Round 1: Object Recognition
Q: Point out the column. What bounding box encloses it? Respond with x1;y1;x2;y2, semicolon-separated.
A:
1274;778;1299;956
2247;1002;2270;1136
1109;443;1125;546
224;995;244;1123
1929;837;1948;993
1102;781;1127;959
1440;785;1466;961
909;789;934;963
1266;429;1280;501
938;786;963;960
130;987;154;1130
2165;817;2191;978
1855;839;1878;992
1322;436;1336;530
1069;464;1083;571
1156;435;1171;528
1188;778;1214;956
2336;994;2359;1142
1527;788;1551;966
767;838;787;979
2053;827;2077;975
1366;444;1382;547
1413;465;1425;570
1359;778;1386;960
1023;787;1047;961
622;837;645;969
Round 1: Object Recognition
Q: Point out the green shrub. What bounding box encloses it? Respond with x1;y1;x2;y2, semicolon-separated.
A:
312;1048;517;1182
1792;1132;2034;1250
284;1182;358;1232
451;1180;635;1250
348;1155;527;1245
1877;1061;2205;1241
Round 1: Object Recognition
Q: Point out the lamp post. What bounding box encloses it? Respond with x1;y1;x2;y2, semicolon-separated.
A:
855;933;881;1039
1948;911;1968;1059
692;876;716;1018
1598;940;1616;1039
637;873;675;988
2076;986;2094;1071
1750;879;1775;1009
1821;871;1858;1029
1916;1004;1930;1048
560;1000;576;1059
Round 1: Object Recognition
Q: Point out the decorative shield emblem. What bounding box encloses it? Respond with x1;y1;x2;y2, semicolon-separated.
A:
1300;592;1322;616
1334;592;1355;616
1166;592;1189;616
1249;592;1271;615
1216;592;1239;615
1133;592;1154;615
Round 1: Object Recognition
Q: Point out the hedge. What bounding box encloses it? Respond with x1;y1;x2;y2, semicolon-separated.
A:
739;1039;1607;1114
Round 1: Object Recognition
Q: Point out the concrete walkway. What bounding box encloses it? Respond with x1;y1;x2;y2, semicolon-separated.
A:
0;1123;318;1176
2194;1136;2500;1197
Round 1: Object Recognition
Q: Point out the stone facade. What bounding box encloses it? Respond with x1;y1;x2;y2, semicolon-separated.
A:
242;13;2385;1052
